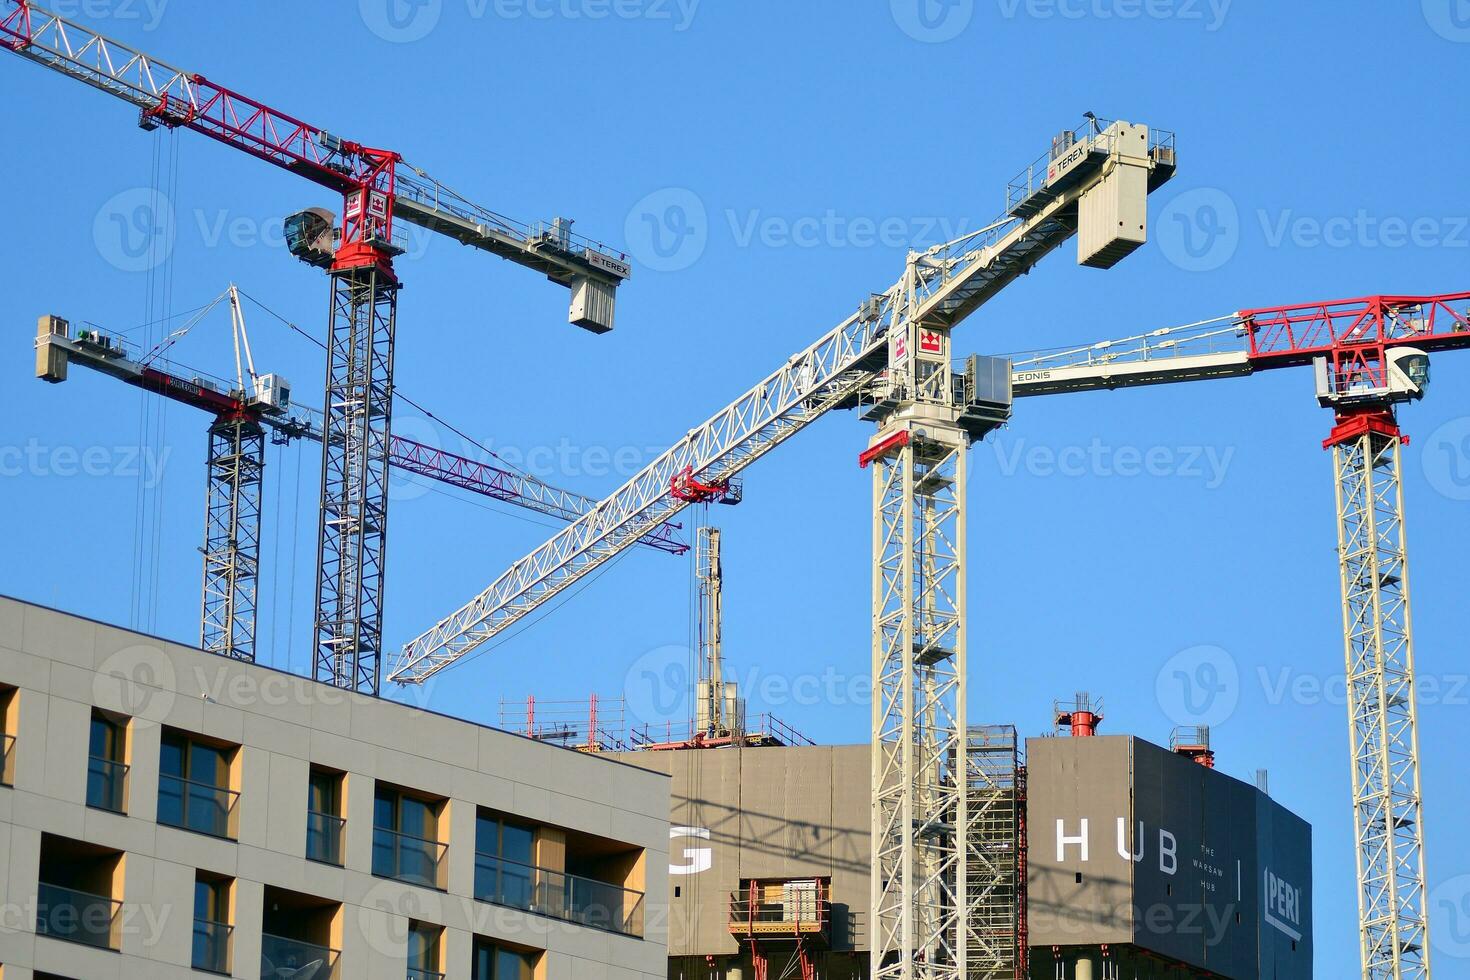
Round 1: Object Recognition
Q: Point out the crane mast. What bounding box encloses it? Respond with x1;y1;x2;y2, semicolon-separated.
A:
2;0;629;695
35;308;683;667
391;116;1175;980
1006;291;1470;980
695;526;742;738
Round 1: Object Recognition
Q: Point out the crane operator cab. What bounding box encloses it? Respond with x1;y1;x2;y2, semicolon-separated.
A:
284;207;338;270
1314;346;1429;408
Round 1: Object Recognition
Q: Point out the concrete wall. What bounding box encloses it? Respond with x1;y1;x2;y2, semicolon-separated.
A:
1025;735;1313;980
0;595;670;979
610;744;870;959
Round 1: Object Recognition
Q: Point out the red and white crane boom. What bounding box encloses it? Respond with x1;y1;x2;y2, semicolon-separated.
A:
3;0;630;694
1007;291;1470;980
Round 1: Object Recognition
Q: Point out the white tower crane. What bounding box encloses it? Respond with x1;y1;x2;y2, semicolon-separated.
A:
389;117;1176;980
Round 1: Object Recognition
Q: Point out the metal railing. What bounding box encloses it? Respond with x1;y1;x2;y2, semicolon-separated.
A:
1;733;14;785
306;810;346;866
473;852;644;937
1005;116;1176;217
372;826;448;889
36;881;121;950
407;968;446;980
86;755;128;813
158;773;238;839
193;918;233;974
729;879;831;940
261;932;339;979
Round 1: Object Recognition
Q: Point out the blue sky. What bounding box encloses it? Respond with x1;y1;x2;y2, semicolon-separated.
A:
3;0;1469;972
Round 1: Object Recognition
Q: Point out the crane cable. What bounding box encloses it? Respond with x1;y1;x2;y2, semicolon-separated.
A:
232;288;555;489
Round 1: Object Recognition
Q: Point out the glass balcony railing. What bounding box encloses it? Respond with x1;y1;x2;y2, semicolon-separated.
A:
158;773;238;839
193;918;233;974
36;881;121;950
86;756;128;813
1;733;14;786
473;852;645;938
306;810;346;866
261;932;339;979
372;826;447;889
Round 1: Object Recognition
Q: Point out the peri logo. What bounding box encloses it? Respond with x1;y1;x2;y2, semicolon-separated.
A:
1156;187;1239;273
1156;644;1239;727
890;0;975;43
1263;868;1304;942
93;187;176;274
625;188;708;273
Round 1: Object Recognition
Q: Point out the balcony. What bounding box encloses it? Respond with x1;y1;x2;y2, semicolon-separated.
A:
86;756;128;813
158;773;238;839
307;810;346;866
729;878;831;944
261;932;339;979
474;852;644;938
407;969;447;980
36;881;121;950
372;827;448;890
1;732;13;785
193;918;233;974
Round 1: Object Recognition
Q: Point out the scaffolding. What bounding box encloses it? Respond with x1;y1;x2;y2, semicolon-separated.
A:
497;696;630;753
966;725;1024;980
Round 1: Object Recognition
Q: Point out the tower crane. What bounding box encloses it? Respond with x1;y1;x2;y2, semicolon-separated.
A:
389;117;1177;980
1;0;631;695
1004;291;1470;980
34;294;684;662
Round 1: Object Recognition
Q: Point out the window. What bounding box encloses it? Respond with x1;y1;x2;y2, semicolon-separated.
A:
306;767;346;866
86;710;128;813
475;813;536;910
407;921;444;980
473;810;646;937
158;729;238;839
36;834;123;951
261;885;341;979
472;937;536;980
372;785;447;889
0;685;16;786
192;873;233;974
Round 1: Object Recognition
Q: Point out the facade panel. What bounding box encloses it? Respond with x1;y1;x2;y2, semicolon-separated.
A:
0;595;669;980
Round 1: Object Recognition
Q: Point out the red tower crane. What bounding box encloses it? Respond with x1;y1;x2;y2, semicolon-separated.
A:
34;295;684;661
2;1;631;694
1009;291;1470;980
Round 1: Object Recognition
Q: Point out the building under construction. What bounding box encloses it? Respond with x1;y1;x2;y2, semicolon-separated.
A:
497;689;1311;980
7;4;1461;978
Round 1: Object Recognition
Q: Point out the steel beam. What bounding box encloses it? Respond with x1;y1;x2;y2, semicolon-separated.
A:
200;414;264;660
871;420;968;980
314;262;398;694
1330;416;1431;980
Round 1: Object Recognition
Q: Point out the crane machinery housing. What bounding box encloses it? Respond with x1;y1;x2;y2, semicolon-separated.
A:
1002;291;1470;980
388;116;1177;980
33;292;687;663
1;0;631;698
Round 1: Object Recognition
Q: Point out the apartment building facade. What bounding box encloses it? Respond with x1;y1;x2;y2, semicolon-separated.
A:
0;595;670;979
